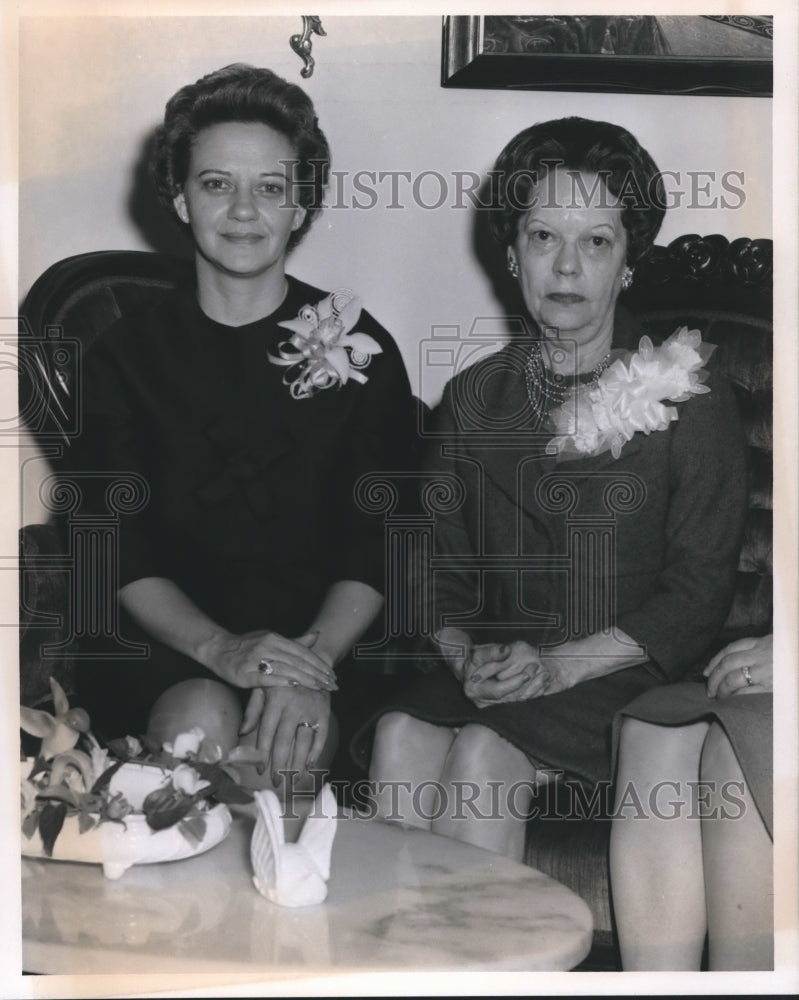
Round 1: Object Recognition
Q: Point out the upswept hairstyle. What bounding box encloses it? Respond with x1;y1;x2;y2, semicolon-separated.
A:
150;63;330;250
488;117;666;265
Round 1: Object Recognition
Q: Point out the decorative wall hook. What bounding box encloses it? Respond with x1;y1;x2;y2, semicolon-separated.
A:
290;16;326;79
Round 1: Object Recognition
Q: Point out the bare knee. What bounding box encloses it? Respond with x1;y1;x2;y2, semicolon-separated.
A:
700;723;742;784
617;717;708;780
373;711;419;754
370;711;453;777
435;725;535;858
446;723;501;774
147;678;243;756
446;724;534;782
618;717;659;757
371;712;413;777
617;717;678;768
369;713;432;826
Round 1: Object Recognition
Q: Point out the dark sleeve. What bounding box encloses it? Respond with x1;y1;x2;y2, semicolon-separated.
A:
335;312;416;594
58;330;165;588
616;370;749;680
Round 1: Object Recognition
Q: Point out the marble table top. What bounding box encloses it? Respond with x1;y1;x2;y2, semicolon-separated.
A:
22;807;593;975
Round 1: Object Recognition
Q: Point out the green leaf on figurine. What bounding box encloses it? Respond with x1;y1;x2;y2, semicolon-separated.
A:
38;801;67;858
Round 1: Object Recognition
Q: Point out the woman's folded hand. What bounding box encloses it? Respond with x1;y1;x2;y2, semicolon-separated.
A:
253;686;331;784
201;629;339;693
463;641;549;708
703;634;773;698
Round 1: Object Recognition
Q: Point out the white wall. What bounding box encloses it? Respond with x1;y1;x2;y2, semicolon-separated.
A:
20;10;771;439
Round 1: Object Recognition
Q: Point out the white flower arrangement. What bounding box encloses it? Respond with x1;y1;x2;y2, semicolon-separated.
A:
546;327;715;461
268;289;383;399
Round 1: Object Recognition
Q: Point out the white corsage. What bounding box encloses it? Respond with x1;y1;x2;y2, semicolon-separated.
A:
269;289;383;399
546;327;715;461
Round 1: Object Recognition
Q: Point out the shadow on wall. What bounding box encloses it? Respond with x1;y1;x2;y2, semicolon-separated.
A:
127;128;193;259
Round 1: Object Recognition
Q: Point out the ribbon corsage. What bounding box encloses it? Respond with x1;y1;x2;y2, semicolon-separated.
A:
546;327;715;461
268;289;383;399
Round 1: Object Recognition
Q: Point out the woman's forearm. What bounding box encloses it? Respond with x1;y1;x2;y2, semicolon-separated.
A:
119;576;230;669
542;629;648;689
121;577;382;675
307;580;384;667
120;578;337;693
432;626;472;680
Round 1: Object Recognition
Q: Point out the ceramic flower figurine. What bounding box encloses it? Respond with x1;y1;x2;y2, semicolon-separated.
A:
250;784;338;907
20;677;90;759
20;690;254;875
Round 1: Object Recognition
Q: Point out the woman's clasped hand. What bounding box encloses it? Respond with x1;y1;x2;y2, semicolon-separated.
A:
703;634;773;698
464;642;549;708
205;628;338;780
202;629;338;693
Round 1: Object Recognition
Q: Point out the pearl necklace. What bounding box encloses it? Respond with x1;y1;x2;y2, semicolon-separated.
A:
524;341;611;428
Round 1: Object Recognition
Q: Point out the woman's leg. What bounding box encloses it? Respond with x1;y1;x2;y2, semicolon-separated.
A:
432;723;539;860
368;712;458;830
610;717;710;970
700;722;773;970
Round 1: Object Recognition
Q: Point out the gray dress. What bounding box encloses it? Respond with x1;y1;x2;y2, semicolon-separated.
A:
354;309;750;791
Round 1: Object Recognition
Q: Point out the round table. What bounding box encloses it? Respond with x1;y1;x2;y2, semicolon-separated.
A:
22;808;593;975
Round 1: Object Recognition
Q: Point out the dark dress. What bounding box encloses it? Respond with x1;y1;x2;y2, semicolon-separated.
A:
59;275;414;736
354;308;749;788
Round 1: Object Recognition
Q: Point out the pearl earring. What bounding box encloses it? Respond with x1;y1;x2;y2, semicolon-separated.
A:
508;257;520;279
621;266;634;291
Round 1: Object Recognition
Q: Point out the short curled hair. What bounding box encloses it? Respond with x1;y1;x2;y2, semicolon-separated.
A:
488;117;665;265
150;63;330;250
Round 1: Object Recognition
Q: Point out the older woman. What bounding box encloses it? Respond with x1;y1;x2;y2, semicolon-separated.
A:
63;64;413;785
366;117;749;859
610;635;773;970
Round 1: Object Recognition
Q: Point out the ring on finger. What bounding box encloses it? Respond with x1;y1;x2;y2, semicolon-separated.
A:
296;720;320;731
258;659;274;675
741;665;753;686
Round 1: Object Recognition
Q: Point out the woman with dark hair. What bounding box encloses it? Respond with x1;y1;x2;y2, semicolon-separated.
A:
150;62;327;253
65;64;413;785
366;117;748;858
